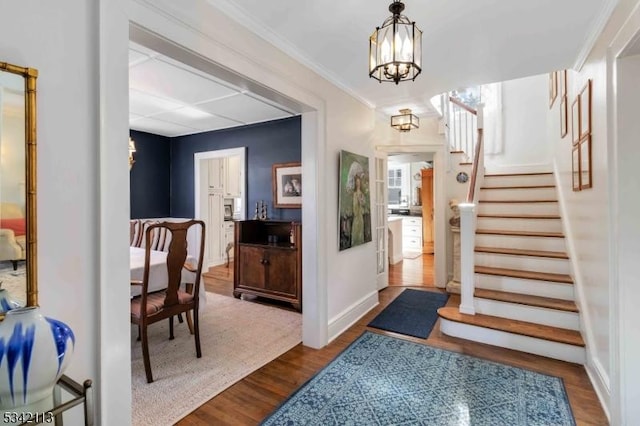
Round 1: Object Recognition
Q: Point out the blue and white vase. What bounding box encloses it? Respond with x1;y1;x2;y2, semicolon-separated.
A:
0;306;75;415
0;289;21;315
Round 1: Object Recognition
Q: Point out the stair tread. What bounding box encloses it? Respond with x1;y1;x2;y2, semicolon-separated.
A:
474;289;578;312
475;246;569;259
478;213;561;219
479;199;558;203
476;229;564;238
437;307;585;346
485;172;553;177
475;266;573;284
480;185;555;189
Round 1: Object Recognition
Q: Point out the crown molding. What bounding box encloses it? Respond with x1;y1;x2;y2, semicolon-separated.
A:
573;0;619;71
208;0;375;109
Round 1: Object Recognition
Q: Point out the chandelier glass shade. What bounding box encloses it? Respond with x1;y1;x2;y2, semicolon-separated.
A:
369;1;422;84
391;108;419;132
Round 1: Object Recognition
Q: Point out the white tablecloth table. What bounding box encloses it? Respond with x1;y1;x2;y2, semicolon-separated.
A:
130;246;206;308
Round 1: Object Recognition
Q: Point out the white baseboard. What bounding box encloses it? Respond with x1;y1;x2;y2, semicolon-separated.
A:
328;290;379;343
390;253;403;265
585;353;611;423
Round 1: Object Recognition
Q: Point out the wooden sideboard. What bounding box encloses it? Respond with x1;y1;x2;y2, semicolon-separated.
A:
233;220;302;311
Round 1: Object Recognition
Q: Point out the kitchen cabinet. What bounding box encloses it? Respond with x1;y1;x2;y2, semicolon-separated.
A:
234;220;302;311
208;156;242;197
208;158;224;191
224;155;241;197
208;193;224;264
402;216;423;252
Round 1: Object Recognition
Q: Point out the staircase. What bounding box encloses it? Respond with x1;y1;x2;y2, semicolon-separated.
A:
438;171;586;364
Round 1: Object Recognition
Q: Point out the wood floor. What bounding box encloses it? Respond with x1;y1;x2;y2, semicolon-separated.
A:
179;256;607;425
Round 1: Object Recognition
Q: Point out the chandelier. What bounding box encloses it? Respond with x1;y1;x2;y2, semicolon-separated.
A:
369;1;422;84
390;109;419;132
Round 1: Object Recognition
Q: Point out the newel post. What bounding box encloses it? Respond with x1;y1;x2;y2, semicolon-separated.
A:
458;203;476;315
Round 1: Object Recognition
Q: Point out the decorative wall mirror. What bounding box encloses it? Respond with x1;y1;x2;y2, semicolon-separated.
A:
0;61;38;311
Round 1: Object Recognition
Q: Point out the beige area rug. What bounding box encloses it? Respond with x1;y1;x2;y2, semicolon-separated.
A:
131;292;302;426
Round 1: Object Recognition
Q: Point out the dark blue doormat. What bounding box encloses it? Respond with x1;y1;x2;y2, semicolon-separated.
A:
367;289;449;338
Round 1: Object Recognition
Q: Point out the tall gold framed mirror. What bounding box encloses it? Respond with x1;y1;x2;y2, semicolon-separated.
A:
0;61;38;310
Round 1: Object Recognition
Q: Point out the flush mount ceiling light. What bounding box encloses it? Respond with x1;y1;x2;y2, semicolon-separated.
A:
369;1;422;84
391;108;419;132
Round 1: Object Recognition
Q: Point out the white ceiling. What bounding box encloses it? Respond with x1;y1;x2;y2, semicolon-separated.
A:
131;0;611;136
129;42;296;137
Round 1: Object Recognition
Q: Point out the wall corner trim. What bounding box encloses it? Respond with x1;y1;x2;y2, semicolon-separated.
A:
573;0;620;71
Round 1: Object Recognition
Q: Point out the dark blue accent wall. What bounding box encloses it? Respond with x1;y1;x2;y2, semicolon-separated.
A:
129;130;171;219
170;116;301;221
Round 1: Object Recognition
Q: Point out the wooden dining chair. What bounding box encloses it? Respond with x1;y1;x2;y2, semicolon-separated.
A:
130;220;205;383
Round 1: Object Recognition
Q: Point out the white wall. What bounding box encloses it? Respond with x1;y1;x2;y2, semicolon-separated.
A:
544;0;640;421
486;74;552;172
0;1;131;424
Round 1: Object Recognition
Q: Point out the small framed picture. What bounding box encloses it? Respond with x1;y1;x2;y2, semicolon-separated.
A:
549;72;558;108
579;80;592;139
272;162;302;208
559;70;567;98
579;136;592;190
571;97;581;145
572;145;581;192
560;95;568;138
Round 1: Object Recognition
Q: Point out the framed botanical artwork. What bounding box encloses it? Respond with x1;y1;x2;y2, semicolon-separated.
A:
559;70;567;98
272;162;302;208
560;95;568;138
579;80;592;139
572;145;581;191
579;136;592;190
549;72;558;108
571;96;581;145
338;150;372;251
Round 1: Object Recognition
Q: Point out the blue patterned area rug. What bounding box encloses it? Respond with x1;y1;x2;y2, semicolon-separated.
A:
261;332;575;426
367;289;449;338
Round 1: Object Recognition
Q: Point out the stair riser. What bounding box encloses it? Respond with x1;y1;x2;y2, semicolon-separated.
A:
474;298;580;330
475;233;567;252
478;202;560;216
440;319;585;364
477;217;563;233
479;187;557;201
483;175;555;187
475;253;571;275
476;274;574;300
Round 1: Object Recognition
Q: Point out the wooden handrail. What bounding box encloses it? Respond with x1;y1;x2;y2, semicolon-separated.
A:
466;129;483;203
449;96;477;115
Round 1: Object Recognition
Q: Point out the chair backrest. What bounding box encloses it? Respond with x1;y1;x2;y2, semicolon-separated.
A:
141;220;206;310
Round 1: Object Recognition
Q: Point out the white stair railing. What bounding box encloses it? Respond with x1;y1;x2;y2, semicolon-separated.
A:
444;96;479;162
441;93;485;315
458;105;484;315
